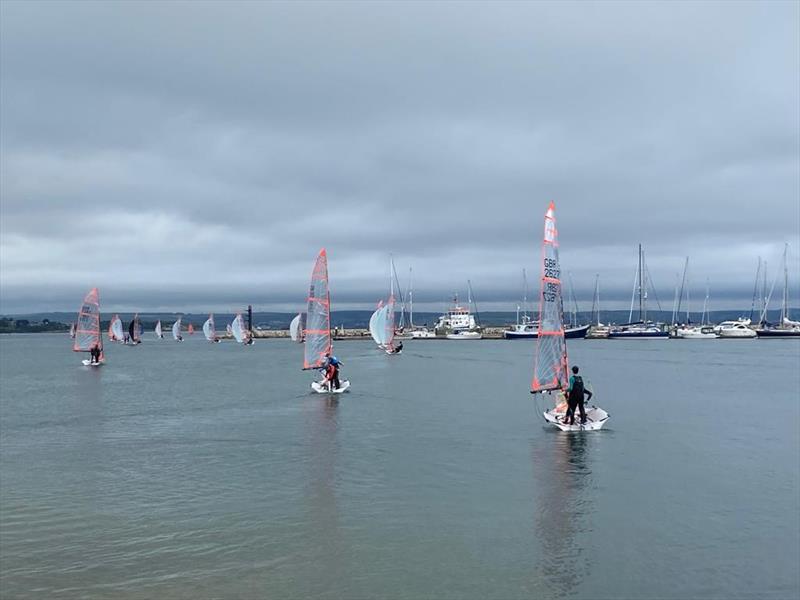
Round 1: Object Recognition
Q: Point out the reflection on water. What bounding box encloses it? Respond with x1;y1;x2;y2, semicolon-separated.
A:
304;398;346;590
531;431;594;598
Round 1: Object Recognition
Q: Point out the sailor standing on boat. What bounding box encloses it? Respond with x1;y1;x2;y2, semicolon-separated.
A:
564;366;592;425
323;352;342;390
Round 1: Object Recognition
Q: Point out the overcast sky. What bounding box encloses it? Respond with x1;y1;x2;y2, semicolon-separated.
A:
1;0;798;314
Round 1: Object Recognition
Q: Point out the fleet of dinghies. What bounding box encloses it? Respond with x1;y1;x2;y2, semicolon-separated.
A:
69;217;796;417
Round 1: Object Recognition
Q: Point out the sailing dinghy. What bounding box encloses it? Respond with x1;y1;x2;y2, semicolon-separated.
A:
155;320;163;339
203;314;219;342
230;313;249;344
74;288;104;366
530;203;609;431
128;314;142;344
108;314;124;342
289;312;305;343
304;249;350;393
187;323;195;336
172;318;183;341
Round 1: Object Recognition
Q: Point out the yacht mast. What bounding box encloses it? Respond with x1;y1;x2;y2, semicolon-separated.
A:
408;267;414;328
638;244;644;322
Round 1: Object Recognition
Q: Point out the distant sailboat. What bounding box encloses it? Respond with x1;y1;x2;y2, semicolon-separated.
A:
69;322;76;339
530;202;609;431
608;245;668;339
304;248;350;393
108;314;124;342
203;314;219;342
187;323;195;336
230;313;248;344
757;244;800;337
155;320;163;339
73;288;104;365
226;323;233;337
172;318;183;342
127;313;142;344
289;312;305;343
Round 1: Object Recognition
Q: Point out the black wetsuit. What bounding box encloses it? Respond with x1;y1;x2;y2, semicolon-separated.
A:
565;375;592;424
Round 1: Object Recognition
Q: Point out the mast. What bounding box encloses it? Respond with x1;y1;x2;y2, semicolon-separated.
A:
468;280;481;327
248;305;253;338
701;279;710;325
676;257;688;324
408;267;414;328
567;272;579;327
592;274;600;325
522;268;529;320
638;244;644;322
782;244;789;324
749;257;762;321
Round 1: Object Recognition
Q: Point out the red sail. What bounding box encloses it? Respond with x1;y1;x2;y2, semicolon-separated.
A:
304;248;332;369
73;288;104;360
531;202;569;394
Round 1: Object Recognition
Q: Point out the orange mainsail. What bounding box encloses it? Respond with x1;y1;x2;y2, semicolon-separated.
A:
73;287;104;360
531;202;569;394
303;248;332;369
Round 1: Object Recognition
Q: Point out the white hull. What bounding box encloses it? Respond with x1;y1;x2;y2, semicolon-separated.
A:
311;380;351;394
678;332;718;339
543;406;609;431
446;331;482;340
81;359;105;367
718;329;757;338
674;327;718;339
410;330;437;339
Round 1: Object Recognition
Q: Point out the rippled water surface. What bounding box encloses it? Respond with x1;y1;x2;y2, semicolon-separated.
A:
1;334;798;599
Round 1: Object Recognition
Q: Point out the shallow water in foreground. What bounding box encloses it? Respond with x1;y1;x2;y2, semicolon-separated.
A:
1;334;798;599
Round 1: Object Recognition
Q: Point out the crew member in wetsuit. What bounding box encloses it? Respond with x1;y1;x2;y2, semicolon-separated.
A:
394;341;403;353
90;344;100;364
564;365;592;425
324;352;342;389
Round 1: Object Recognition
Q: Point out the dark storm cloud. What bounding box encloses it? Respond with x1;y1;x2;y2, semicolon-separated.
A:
1;0;798;313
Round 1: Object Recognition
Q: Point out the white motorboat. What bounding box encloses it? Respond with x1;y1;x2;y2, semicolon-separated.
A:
674;325;718;339
446;330;482;340
718;322;756;338
410;327;437;339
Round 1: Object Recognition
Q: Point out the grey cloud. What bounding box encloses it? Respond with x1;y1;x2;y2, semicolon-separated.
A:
1;0;798;314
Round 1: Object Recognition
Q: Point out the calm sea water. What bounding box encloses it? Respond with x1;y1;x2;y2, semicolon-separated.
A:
1;333;798;599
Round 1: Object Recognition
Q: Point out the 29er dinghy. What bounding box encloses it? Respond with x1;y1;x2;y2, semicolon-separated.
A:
530;202;609;431
203;314;219;342
108;314;124;343
74;287;105;366
304;248;350;393
289;312;305;343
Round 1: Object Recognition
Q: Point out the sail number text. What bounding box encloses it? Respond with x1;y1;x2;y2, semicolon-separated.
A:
544;258;560;280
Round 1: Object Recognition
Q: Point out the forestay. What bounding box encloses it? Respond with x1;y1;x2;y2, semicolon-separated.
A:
73;288;103;359
304;248;332;369
531;202;569;394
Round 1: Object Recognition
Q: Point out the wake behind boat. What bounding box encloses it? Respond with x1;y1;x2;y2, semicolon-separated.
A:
530;202;609;431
